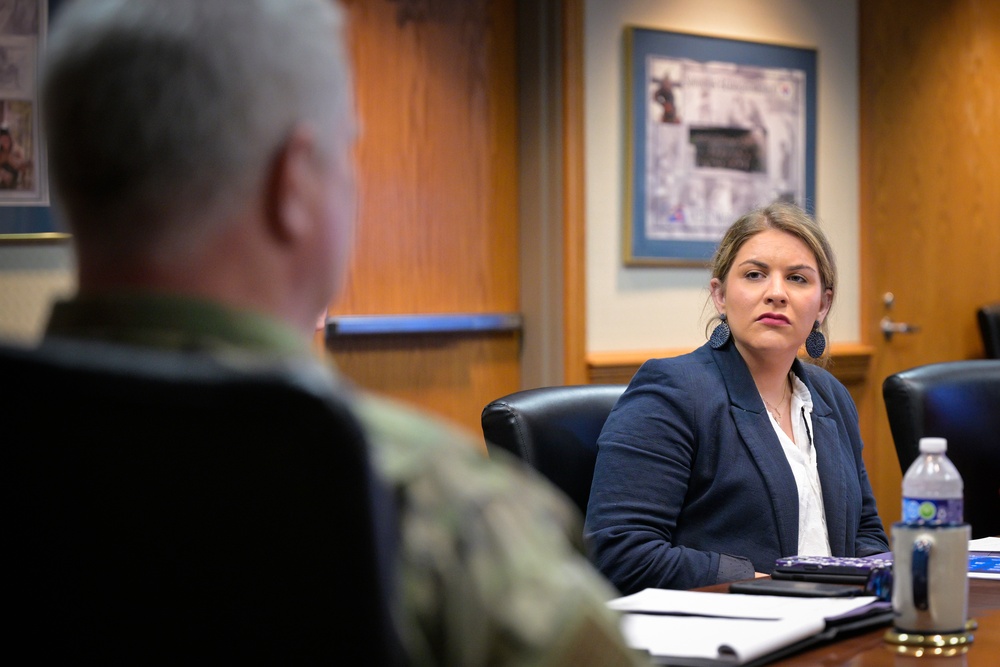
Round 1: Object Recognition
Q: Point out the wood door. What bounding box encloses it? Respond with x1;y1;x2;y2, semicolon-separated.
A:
860;0;1000;525
320;0;520;448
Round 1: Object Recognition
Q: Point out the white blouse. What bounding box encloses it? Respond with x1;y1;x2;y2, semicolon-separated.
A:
765;373;831;556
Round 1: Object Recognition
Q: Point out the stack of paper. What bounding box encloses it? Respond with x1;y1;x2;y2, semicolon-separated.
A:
969;536;1000;580
608;588;890;666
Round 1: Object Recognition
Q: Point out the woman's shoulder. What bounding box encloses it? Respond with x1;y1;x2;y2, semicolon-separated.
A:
637;344;715;371
796;360;855;408
615;346;726;417
797;360;845;389
633;345;721;386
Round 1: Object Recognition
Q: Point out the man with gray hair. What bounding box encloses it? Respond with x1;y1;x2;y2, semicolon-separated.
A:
41;1;649;664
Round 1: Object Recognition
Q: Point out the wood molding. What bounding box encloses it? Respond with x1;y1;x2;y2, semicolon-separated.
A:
587;343;874;386
561;0;587;385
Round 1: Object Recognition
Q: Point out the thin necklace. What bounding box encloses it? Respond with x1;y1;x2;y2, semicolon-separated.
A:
762;376;790;422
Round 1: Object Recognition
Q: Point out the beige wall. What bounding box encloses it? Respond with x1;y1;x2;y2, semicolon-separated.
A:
584;0;860;354
0;243;74;343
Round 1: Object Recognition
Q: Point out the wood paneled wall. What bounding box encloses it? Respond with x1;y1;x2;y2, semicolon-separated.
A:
324;0;520;443
335;0;518;316
860;0;1000;523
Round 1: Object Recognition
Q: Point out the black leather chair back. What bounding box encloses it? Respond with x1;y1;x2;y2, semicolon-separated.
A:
882;359;1000;539
1;338;404;664
481;384;626;515
978;302;1000;359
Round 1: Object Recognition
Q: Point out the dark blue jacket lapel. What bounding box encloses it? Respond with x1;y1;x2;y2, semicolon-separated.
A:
712;344;800;556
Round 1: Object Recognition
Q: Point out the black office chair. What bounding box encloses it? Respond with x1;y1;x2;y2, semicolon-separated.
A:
882;359;1000;539
1;338;405;664
978;302;1000;359
481;384;626;515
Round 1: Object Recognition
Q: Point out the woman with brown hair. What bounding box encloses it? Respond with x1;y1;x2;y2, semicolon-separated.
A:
585;201;888;592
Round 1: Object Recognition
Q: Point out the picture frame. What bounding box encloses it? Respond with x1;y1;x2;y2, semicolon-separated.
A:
624;27;816;266
0;0;67;244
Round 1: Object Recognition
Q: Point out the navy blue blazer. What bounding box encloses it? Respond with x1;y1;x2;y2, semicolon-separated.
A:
584;341;888;593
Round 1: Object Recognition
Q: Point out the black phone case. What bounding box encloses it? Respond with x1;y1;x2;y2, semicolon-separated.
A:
770;570;871;584
771;555;890;584
729;578;864;598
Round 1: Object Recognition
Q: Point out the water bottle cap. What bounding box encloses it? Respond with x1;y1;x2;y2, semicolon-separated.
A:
918;437;947;454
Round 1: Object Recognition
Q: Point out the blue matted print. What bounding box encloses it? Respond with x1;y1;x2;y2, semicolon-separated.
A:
0;0;66;243
624;27;816;266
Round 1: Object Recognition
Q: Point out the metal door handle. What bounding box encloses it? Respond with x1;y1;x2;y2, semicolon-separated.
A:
880;292;921;341
881;315;921;341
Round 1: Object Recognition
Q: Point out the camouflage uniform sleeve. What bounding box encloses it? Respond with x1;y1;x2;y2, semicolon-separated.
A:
353;393;652;667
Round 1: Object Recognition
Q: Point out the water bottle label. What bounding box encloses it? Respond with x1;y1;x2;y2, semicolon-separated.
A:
902;497;963;524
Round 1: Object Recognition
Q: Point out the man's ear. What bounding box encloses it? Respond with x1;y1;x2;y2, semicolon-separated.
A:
265;124;321;244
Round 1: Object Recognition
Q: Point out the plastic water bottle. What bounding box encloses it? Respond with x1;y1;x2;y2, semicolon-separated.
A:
901;437;964;525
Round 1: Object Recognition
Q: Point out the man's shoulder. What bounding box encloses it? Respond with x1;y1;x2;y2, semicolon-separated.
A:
351;391;567;508
351;391;473;454
350;391;484;475
349;391;647;665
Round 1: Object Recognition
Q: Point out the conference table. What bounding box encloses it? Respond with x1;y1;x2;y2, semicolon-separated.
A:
702;576;1000;666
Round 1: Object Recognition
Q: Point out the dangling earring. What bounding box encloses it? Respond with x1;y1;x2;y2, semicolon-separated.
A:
709;313;731;349
805;320;826;359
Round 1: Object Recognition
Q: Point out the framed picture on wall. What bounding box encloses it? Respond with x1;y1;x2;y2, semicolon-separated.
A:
0;0;66;243
624;27;816;266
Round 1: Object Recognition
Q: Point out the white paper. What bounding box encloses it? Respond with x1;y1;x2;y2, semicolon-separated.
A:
608;587;878;619
968;536;1000;552
608;589;881;666
620;614;825;665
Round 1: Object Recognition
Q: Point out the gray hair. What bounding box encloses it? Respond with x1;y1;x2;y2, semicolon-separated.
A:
42;0;355;256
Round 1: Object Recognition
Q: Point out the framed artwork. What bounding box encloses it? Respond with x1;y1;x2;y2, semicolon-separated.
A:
624;27;816;266
0;0;66;243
